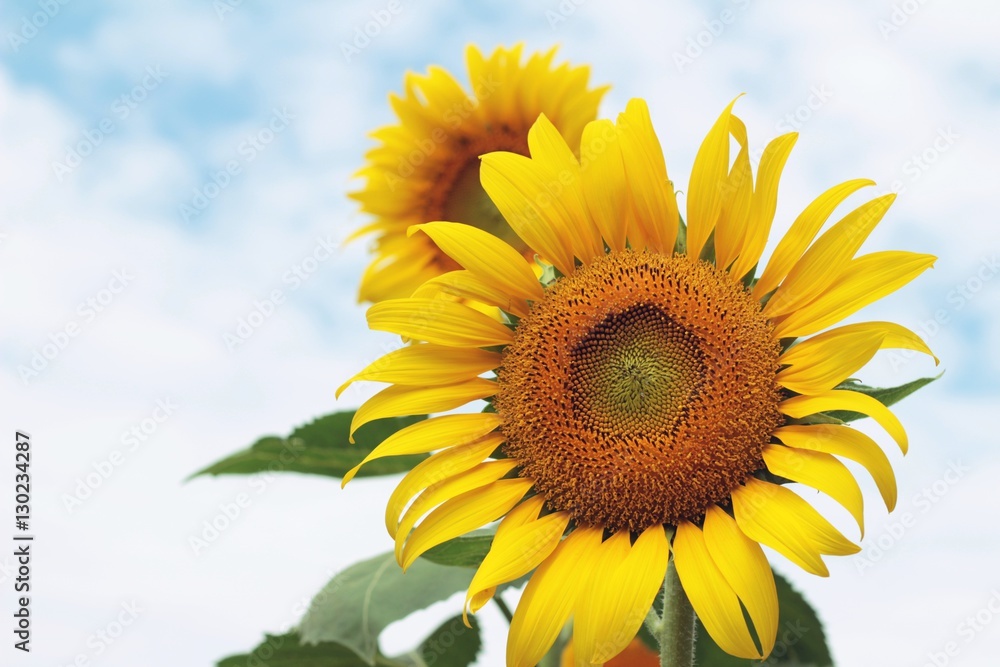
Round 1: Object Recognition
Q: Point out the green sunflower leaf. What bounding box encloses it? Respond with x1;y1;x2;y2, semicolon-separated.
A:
825;374;940;423
218;616;481;667
640;570;833;666
421;528;496;567
189;412;427;480
298;552;478;665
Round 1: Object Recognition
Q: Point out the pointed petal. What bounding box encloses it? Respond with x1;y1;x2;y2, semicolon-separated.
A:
728;132;798;279
732;478;859;577
618;99;680;254
367;298;515;347
481;151;577;275
411;270;530;318
400;478;533;570
580;119;629;253
337;345;500;398
702;506;779;657
776;329;887;395
714;116;753;271
674;521;761;659
774;424;897;511
763;444;866;536
350;379;496;441
465;499;569;619
687;97;740;259
574;526;669;664
341;413;502;486
765;195;896;317
396;459;519;561
779;389;908;453
773;251;937;338
384;433;506;535
410;222;544;301
507;528;604;667
753;179;875;299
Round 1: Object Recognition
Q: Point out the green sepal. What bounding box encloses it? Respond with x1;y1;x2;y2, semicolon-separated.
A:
189;411;427;480
825;374;940;423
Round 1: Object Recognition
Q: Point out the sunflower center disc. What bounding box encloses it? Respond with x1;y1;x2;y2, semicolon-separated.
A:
496;250;783;532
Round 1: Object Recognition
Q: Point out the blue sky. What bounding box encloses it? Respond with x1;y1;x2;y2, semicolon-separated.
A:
2;1;999;665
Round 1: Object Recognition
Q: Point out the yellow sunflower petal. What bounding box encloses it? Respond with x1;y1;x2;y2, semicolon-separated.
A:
794;320;938;365
400;478;533;570
764;194;896;317
337;345;500;398
732;478;859;577
686;96;740;260
762;444;866;537
574;526;669;664
396;459;519;561
753;178;875;299
409;222;544;302
481;151;577;275
507;527;604;667
384;433;505;536
774;424;898;511
674;521;761;659
367;298;514;347
702;505;779;657
618;99;680;254
580;119;629;253
527;114;602;263
772;251;937;338
349;378;496;442
341;412;502;486
714;116;753;271
465;507;569;620
779;389;908;453
728;132;798;280
776;328;887;395
411;270;530;318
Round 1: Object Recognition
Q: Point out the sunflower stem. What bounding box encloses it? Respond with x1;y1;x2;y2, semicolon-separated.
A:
658;555;696;667
493;595;514;624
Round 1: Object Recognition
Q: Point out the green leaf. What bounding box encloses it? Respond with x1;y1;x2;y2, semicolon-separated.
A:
298;552;477;665
825;374;940;423
217;633;401;666
640;571;833;666
396;616;482;667
218;616;481;667
421;529;495;568
190;411;427;480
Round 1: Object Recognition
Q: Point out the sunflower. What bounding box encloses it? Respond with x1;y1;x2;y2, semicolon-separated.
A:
350;44;608;303
340;98;937;665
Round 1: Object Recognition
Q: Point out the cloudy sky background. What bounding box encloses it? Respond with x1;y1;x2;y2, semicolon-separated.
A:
1;1;998;665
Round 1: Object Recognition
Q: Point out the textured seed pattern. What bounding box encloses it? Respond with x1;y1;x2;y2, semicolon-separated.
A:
496;250;782;531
